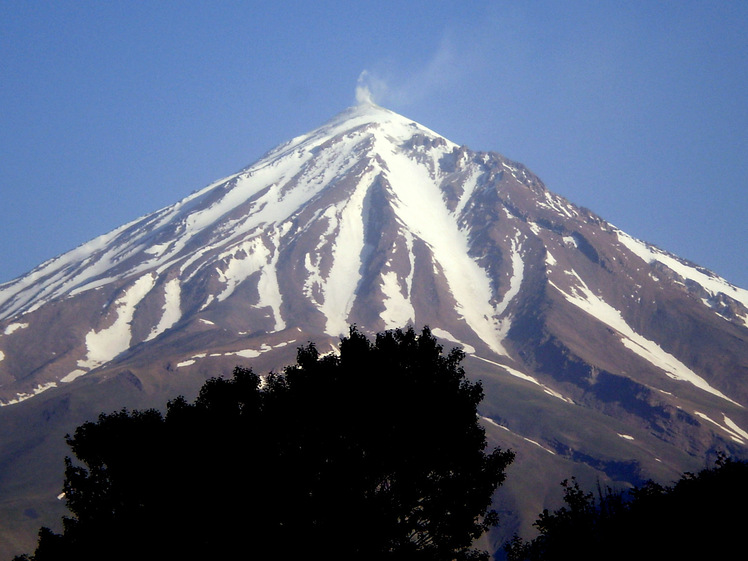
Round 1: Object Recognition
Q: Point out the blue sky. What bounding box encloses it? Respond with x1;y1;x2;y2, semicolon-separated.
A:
1;1;746;288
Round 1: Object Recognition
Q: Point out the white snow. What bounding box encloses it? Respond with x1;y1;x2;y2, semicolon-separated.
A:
175;341;292;367
473;355;574;404
453;167;480;217
431;328;476;354
146;278;182;341
722;415;748;441
0;104;507;358
617;230;748;324
77;274;157;372
539;191;574;218
316;172;372;336
371;124;509;355
303;208;338;306
215;238;270;303
0;218;143;319
0;350;4;362
527;221;542;236
255;231;285;331
0;111;385;321
144;242;172;256
483;416;503;429
380;232;416;330
224;347;270;358
483;416;557;455
500;242;524;310
3;322;28;335
380;271;415;329
1;382;58;406
60;369;87;383
550;270;740;406
494;234;525;342
693;411;748;444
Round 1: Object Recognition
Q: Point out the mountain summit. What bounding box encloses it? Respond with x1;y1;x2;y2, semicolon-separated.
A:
1;103;747;556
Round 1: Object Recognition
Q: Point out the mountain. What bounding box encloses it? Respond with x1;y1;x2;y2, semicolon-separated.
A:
1;102;747;558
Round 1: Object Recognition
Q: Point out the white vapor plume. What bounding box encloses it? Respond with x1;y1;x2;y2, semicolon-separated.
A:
389;33;464;106
355;31;479;110
355;71;373;104
355;70;388;105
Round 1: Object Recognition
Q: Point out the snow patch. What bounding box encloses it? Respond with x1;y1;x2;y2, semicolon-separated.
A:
1;382;58;406
224;345;271;358
304;169;374;336
77;274;158;373
209;232;285;332
380;271;415;329
144;242;172;257
473;355;574;404
175;341;293;368
545;250;557;268
722;415;748;442
61;369;87;383
3;322;28;335
694;411;748;444
494;234;524;342
453;168;480;217
146;278;182;341
431;328;475;354
256;232;285;331
380;231;416;329
541;191;573;218
215;238;269;303
483;417;557;455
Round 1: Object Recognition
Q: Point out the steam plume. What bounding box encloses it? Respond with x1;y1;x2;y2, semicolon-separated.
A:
356;71;374;104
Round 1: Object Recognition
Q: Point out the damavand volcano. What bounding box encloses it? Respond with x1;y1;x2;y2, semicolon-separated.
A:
1;101;747;557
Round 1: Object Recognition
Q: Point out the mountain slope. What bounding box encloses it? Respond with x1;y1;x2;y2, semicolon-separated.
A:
1;102;746;557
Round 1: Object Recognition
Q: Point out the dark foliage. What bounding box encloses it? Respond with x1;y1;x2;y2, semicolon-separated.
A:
17;326;513;561
504;453;748;561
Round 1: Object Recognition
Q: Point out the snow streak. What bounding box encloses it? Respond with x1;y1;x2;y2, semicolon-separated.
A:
550;270;739;406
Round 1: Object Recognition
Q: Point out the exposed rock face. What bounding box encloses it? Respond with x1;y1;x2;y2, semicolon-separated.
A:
1;102;746;557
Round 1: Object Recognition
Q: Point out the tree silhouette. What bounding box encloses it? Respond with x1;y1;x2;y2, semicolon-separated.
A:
504;453;748;561
17;326;514;561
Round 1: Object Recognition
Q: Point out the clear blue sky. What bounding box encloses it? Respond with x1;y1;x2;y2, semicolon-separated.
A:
1;1;746;288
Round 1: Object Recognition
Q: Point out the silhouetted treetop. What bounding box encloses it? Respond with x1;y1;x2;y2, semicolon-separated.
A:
504;453;748;561
17;325;513;561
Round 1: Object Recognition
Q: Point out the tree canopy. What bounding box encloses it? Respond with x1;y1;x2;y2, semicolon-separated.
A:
17;326;514;561
504;454;748;561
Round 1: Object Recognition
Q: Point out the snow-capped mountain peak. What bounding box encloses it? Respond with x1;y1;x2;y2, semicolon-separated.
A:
1;102;747;559
1;103;747;408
